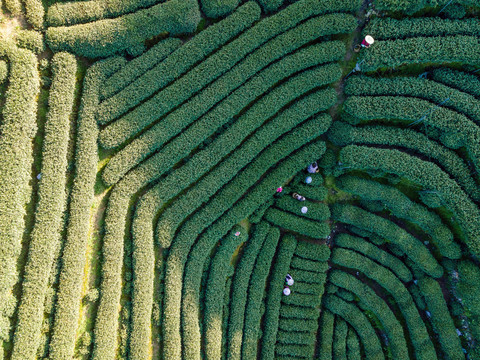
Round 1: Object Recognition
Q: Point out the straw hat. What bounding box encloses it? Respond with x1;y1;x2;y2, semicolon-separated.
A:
365;35;374;45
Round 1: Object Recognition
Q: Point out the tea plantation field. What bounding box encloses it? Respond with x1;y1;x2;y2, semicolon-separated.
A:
0;0;479;359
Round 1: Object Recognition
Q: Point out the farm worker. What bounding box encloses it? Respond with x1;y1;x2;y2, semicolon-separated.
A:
285;274;294;286
307;162;319;173
361;35;374;48
234;231;241;236
301;206;308;214
292;193;306;201
305;176;312;184
283;287;291;296
276;186;283;193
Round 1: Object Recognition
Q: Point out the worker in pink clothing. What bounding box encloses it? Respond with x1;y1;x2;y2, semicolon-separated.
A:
361;35;374;48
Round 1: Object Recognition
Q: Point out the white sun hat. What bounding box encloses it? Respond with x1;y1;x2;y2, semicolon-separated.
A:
301;206;308;214
365;35;374;45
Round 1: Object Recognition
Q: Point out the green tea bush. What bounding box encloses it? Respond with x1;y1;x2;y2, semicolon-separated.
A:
0;61;7;84
275;343;316;358
227;222;270;360
100;38;181;100
14;30;45;54
280;305;319;319
360;35;480;71
0;43;39;355
278;317;318;332
163;142;324;359
201;0;240;18
98;12;354;149
241;227;280;360
294;241;331;262
47;0;162;26
331;248;437;360
4;0;22;15
277;330;315;345
332;204;443;277
275;196;330;221
333;318;348;360
324;295;384;360
281;291;323;307
432;68;480;98
96;2;260;124
317;310;335;360
46;0;201;58
48;58;126;360
290;257;329;273
330;270;409;359
345;75;480;125
101;49;340;185
329;122;480;201
264;208;331;238
347;328;361;360
289;269;327;285
373;0;477;14
418;277;464;360
456;260;480;343
335;234;412;281
203;228;248;360
127;100;330;338
23;0;44;29
364;17;480;39
291;182;328;201
261;235;297;360
342;96;480;171
293;281;325;295
11;53;76;360
339;145;480;257
154;94;335;248
336;176;461;259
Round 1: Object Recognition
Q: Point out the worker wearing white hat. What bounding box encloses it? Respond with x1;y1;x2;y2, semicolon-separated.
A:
285;274;294;286
361;35;374;48
283;287;291;296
